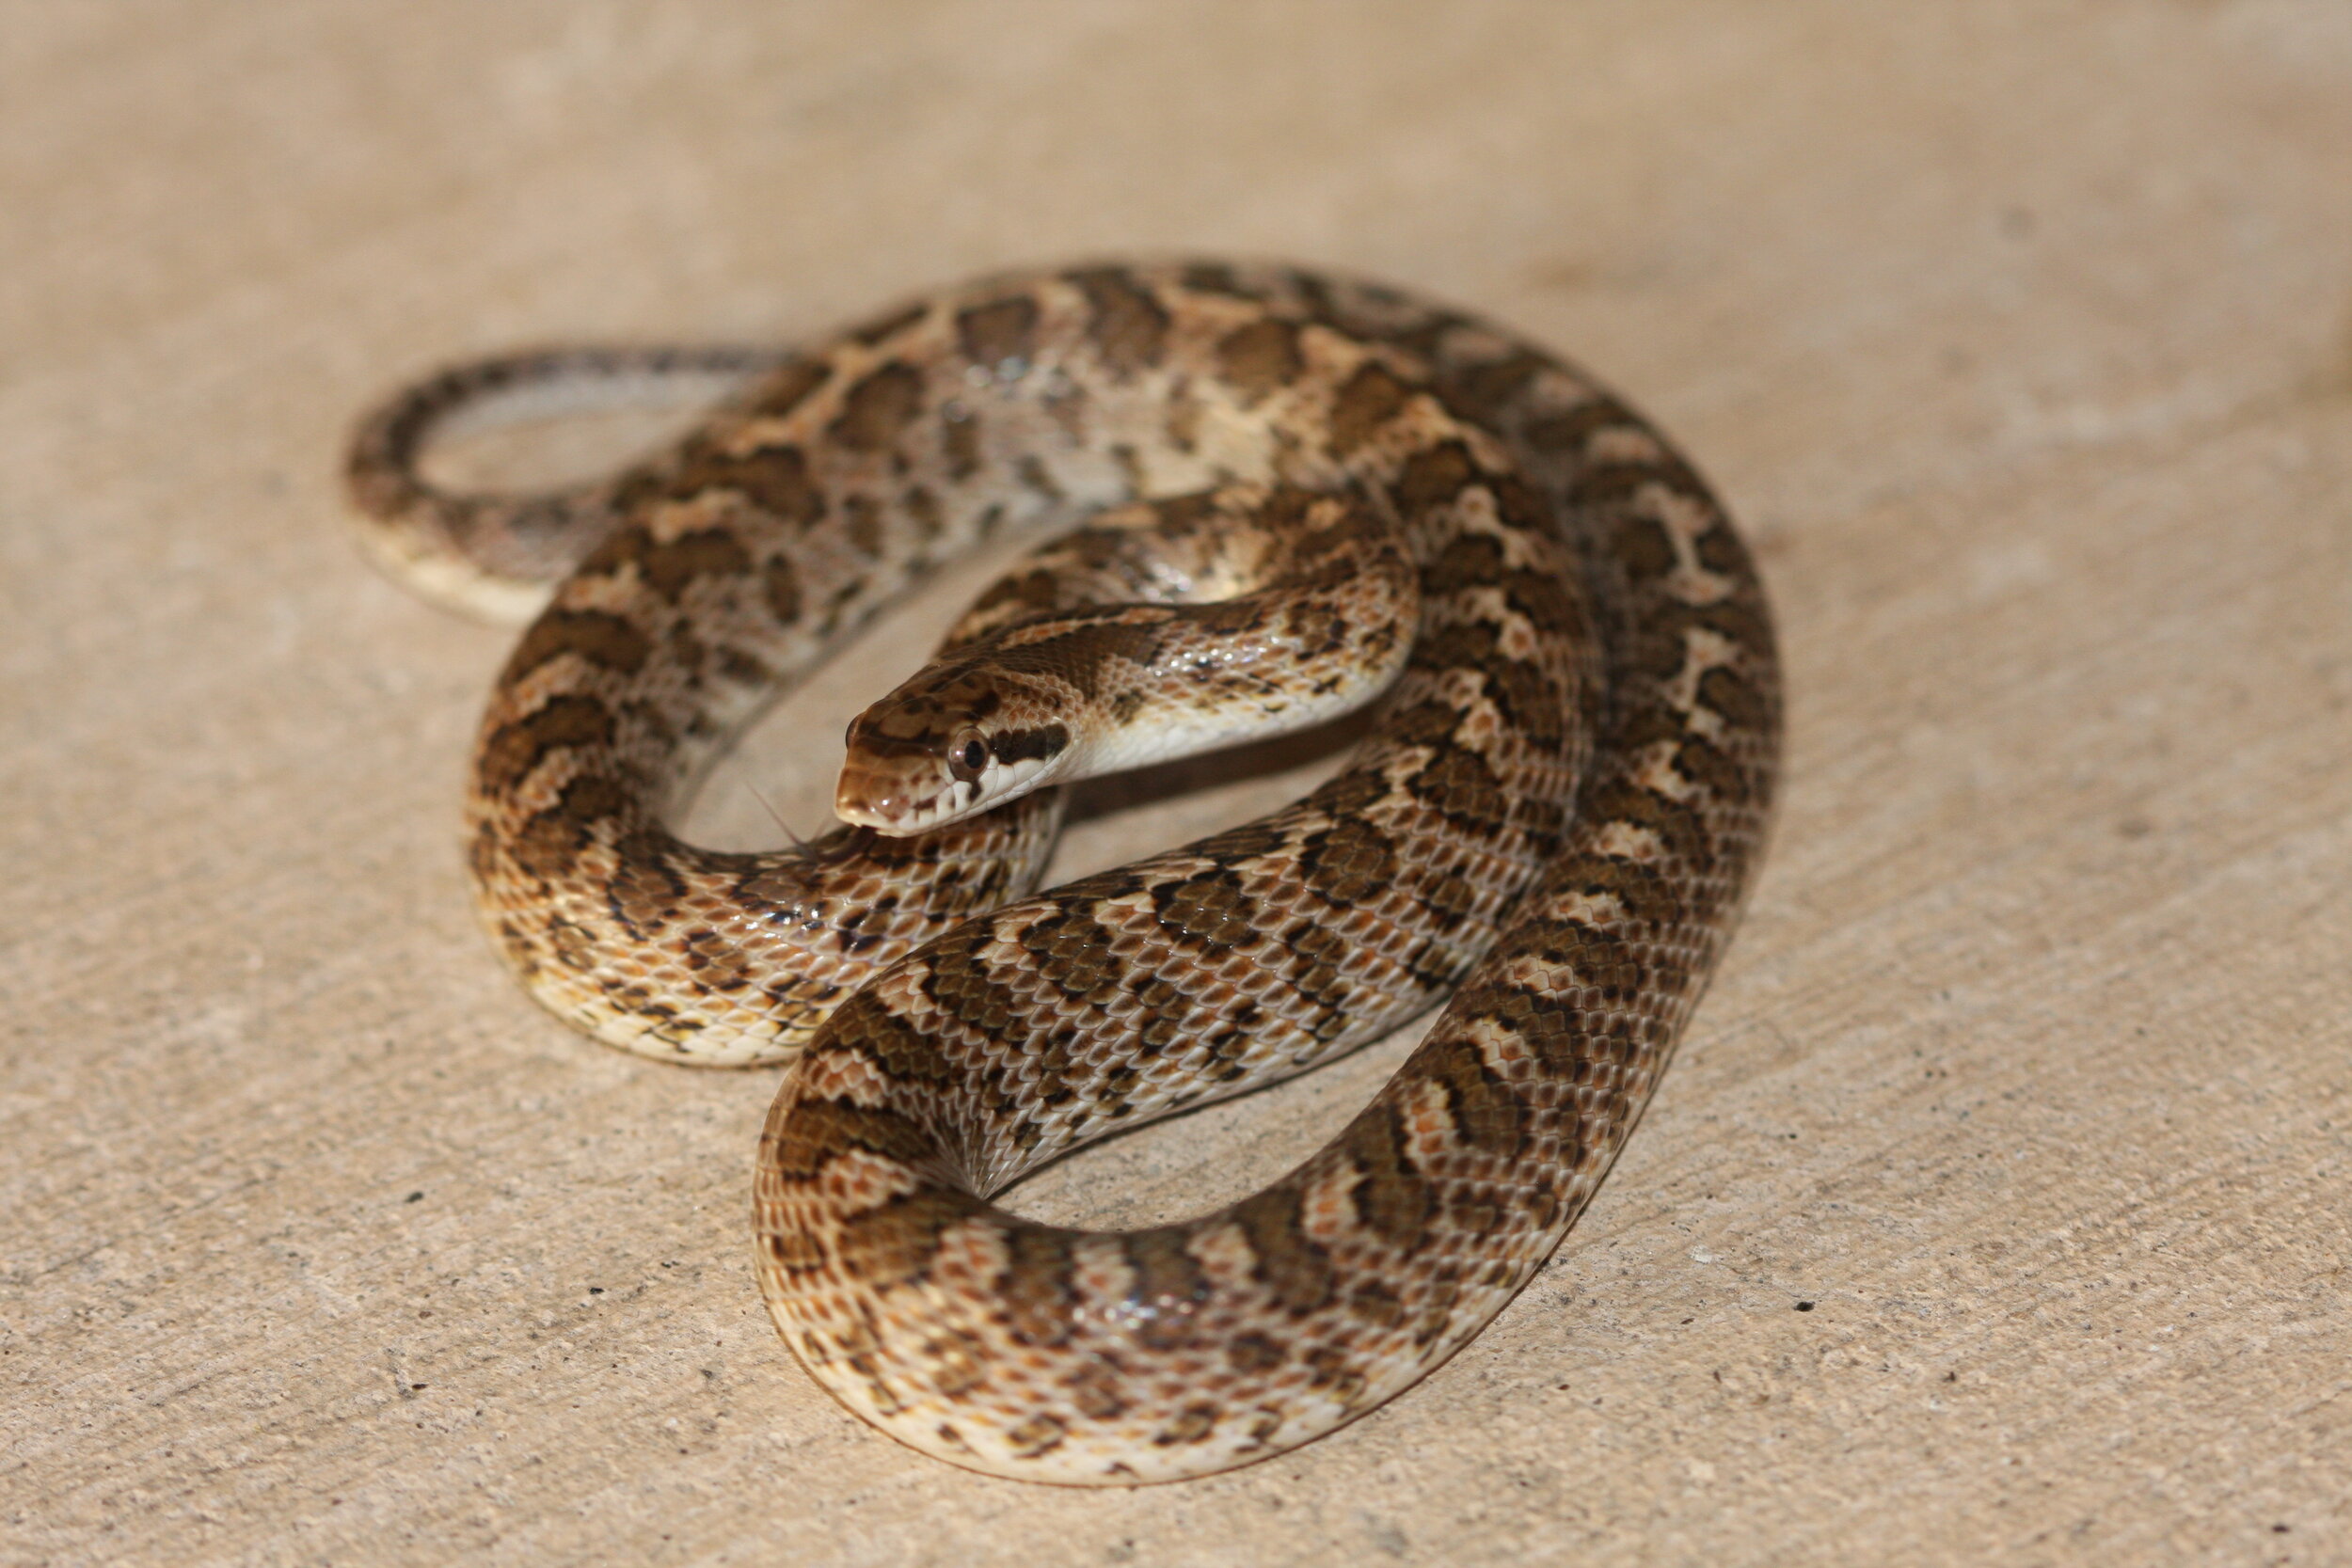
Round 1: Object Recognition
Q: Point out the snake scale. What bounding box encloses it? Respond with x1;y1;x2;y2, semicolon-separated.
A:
347;261;1780;1484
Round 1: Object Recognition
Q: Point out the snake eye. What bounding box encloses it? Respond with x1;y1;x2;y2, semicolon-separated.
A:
948;731;990;784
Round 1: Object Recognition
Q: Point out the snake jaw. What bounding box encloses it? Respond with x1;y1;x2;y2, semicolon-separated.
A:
834;723;1069;835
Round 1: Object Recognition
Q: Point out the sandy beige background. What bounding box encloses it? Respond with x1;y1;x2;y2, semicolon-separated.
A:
7;4;2351;1564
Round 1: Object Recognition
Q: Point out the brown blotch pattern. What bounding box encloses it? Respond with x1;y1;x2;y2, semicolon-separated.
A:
373;265;1780;1482
1068;268;1169;377
1216;318;1305;404
956;296;1040;372
830;361;928;452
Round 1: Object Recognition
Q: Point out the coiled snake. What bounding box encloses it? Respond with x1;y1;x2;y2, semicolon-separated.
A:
347;262;1780;1484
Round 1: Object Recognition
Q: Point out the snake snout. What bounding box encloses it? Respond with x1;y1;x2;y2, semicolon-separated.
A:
834;764;937;834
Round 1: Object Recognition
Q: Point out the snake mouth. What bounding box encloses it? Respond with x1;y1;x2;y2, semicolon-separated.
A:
834;763;972;835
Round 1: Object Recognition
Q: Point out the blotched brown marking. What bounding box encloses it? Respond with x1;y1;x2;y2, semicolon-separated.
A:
835;1186;986;1292
1152;1404;1219;1446
1494;915;1645;1005
1065;1362;1128;1421
769;1095;936;1180
1692;518;1749;577
503;609;649;683
1153;870;1257;948
716;643;771;685
1480;651;1568;752
1120;979;1186;1058
1585;776;1710;872
998;1227;1078;1347
1338;1103;1432;1249
748;357;830;418
607;827;688;934
988;617;1164;700
1672;732;1757;808
1696;665;1769;735
956;296;1039;371
1447;1184;1506;1237
829;361;927;452
545;917;596;972
1216;318;1305;404
1327;362;1415;456
1407;744;1511;832
1415;1031;1524;1153
941;404;983;480
1372;700;1457;756
619;695;676;754
1285;919;1354;1029
1301;816;1395;907
827;992;958;1089
1583;453;1710;512
1232;1187;1333;1314
663;441;827;529
1436;349;1546;423
1393;438;1481;516
1613;515;1679;579
1189;596;1270;639
1303;1345;1365;1403
1020;907;1121;1001
763;555;802;623
1067;267;1169;377
1280;596;1350;660
1305;768;1395;823
1347;1278;1404;1328
1192;812;1296;867
1419;531;1510;598
1694;596;1775;660
902;483;943;541
682;925;755;991
1563;853;1686;927
843;496;883;559
1228;1333;1285;1373
479;694;614;796
762;1226;825;1274
1410;1268;1466;1347
1005;1413;1067;1460
915;1332;985;1401
609;525;755;601
1123;1228;1211;1350
1628;617;1695;686
923;922;1025;1037
1519;394;1634;459
1179;261;1260;299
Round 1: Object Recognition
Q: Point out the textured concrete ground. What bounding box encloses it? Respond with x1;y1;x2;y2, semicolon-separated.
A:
6;4;2350;1564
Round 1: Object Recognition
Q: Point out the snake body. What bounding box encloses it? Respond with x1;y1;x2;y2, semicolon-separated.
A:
348;262;1780;1484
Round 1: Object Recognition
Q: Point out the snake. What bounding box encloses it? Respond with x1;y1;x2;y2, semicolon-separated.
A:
346;261;1781;1485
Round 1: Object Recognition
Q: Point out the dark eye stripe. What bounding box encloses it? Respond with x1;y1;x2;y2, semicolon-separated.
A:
989;724;1070;767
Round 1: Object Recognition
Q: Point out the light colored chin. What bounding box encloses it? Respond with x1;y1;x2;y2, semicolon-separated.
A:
834;803;945;837
833;784;978;837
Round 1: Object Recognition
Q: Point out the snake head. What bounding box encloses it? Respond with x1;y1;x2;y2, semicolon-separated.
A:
834;664;1073;835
